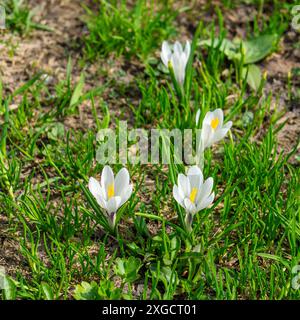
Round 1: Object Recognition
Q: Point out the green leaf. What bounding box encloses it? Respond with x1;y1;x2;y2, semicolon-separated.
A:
242;34;277;64
70;73;85;107
114;257;142;283
242;64;262;91
47;123;65;141
13;72;43;97
200;34;277;64
3;276;17;300
74;281;100;300
256;253;291;269
41;282;54;300
199;38;239;60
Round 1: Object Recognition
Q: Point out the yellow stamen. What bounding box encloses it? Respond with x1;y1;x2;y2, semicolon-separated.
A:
211;117;219;130
107;184;115;199
189;188;198;203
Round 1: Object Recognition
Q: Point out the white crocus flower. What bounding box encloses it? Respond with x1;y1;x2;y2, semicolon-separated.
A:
88;166;133;229
173;166;215;232
201;109;232;150
161;40;191;86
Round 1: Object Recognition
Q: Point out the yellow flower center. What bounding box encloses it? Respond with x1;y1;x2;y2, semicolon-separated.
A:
107;184;115;199
189;187;198;203
211;117;219;130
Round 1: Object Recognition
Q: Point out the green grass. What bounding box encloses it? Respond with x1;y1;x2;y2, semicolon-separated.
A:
0;0;299;300
1;0;49;34
82;0;177;61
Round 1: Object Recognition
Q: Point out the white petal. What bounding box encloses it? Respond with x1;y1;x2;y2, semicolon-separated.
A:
161;41;171;67
183;198;197;214
211;128;230;145
106;196;122;214
197;177;214;203
214;109;224;127
201;124;214;149
101;165;114;199
187;165;203;189
88;177;101;198
173;185;184;206
119;184;133;207
202;111;214;126
171;51;183;85
197;191;215;211
115;167;130;197
183;40;191;65
178;173;191;198
97;197;107;211
223;120;232;130
88;177;106;208
174;41;183;55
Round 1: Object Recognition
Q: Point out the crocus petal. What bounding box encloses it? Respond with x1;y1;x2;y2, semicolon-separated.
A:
173;185;184;206
161;41;172;67
197;177;214;203
211;128;230;145
88;177;101;198
202;111;214;126
119;184;133;207
224;121;232;130
171;51;182;84
201;124;214;149
114;167;130;198
178;173;191;198
214;109;224;127
101;165;114;199
88;177;106;208
183;198;197;214
174;41;183;55
184;40;191;64
106;196;122;214
187;165;203;190
197;191;215;211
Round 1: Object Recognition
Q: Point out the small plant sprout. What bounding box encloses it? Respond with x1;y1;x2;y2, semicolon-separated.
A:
161;40;191;87
88;166;133;229
173;166;215;232
201;108;232;150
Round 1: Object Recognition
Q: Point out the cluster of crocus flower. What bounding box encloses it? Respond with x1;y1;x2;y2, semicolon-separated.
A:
88;40;233;233
172;108;232;231
160;40;233;231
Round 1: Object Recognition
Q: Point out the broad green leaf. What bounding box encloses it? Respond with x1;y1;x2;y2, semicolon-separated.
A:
242;34;277;64
74;281;100;300
242;64;262;91
41;282;54;300
3;276;17;300
114;257;142;283
200;34;277;64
